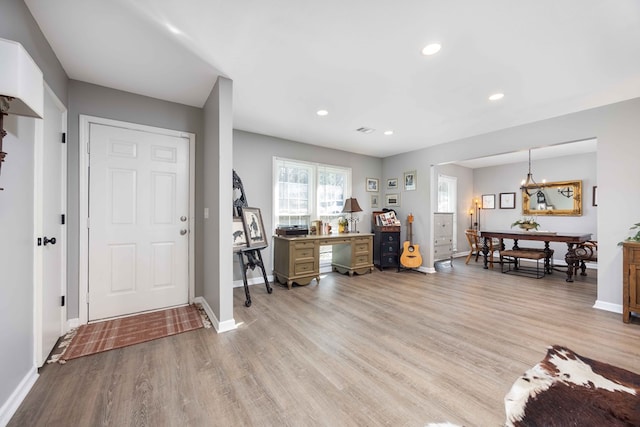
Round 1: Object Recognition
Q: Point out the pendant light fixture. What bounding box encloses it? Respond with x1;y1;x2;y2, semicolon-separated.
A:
520;149;539;196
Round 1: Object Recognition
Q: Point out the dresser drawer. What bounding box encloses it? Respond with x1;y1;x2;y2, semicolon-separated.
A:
382;255;398;266
382;243;398;254
434;243;452;259
384;233;399;243
434;237;452;245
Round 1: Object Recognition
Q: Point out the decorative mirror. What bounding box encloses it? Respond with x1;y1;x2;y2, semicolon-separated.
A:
522;180;582;216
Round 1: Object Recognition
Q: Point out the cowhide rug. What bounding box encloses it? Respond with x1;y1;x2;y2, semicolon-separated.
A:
505;345;640;426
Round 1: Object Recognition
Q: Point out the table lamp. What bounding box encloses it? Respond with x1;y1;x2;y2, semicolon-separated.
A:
342;197;363;233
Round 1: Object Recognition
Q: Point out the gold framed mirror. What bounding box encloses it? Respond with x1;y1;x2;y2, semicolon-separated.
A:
522;180;582;216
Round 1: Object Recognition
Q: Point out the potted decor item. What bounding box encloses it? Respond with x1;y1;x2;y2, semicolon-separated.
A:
619;222;640;245
511;217;540;231
338;217;349;233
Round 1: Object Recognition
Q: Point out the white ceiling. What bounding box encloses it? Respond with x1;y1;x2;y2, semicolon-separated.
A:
25;0;640;158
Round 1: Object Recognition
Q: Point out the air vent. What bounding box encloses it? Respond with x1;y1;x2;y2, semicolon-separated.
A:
356;127;375;134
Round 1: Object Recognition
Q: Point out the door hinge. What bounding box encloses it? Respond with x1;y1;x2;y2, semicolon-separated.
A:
87;140;90;154
61;296;65;307
86;292;90;304
61;214;66;225
87;217;90;228
37;237;42;246
61;132;66;144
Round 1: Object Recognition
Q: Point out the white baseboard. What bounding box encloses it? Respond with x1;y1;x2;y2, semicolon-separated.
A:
593;300;623;314
66;318;81;331
0;366;38;427
233;274;274;288
193;296;237;333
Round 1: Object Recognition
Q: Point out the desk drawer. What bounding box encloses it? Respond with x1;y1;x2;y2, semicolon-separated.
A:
294;261;315;275
294;247;314;260
354;242;370;253
320;238;350;245
294;241;315;250
354;254;370;265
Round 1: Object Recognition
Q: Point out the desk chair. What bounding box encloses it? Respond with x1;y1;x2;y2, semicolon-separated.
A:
465;229;498;268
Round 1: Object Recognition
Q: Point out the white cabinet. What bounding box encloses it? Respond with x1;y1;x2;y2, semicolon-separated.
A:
434;212;454;262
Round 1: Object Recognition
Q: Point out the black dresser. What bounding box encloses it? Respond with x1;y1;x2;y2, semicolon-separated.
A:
373;226;401;270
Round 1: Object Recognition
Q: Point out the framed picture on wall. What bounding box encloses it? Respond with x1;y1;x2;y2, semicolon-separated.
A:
499;192;516;209
385;193;400;207
240;207;268;249
366;177;379;192
386;178;398;190
404;171;416;191
370;194;379;208
482;194;495;209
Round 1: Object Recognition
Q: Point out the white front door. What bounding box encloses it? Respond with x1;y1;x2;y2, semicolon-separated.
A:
35;86;66;366
88;123;190;321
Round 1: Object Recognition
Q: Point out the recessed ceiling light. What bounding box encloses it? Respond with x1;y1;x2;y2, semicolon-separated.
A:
489;93;504;101
421;43;441;56
384;130;394;136
316;109;329;116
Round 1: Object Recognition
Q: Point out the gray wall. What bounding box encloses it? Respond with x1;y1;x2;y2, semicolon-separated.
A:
473;152;597;257
67;81;204;318
233;130;383;282
0;0;68;415
202;77;234;325
384;97;640;311
0;117;37;415
0;0;67;104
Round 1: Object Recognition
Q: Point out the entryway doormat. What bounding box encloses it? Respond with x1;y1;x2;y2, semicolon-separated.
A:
59;304;204;361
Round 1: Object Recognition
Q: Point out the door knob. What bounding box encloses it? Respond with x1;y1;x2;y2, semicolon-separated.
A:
43;237;57;246
180;216;187;222
180;229;188;235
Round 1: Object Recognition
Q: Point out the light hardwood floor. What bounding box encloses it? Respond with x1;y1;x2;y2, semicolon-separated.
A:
10;260;640;426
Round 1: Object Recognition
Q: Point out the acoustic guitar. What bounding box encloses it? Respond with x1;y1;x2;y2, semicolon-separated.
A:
400;214;423;268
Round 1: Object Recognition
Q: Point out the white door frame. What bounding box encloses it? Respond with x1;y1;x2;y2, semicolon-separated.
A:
34;83;67;362
78;115;196;324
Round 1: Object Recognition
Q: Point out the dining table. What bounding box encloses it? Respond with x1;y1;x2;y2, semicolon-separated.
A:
480;230;592;282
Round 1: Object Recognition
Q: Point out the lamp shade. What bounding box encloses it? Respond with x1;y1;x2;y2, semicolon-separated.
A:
0;38;44;118
342;197;362;213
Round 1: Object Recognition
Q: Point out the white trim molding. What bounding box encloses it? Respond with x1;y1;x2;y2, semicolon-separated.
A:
78;115;196;324
0;366;38;426
593;300;622;314
193;296;237;333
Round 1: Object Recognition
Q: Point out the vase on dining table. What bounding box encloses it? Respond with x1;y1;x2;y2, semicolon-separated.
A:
519;224;537;231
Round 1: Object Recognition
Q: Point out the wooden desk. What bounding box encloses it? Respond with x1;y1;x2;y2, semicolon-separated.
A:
480;230;592;282
273;233;374;289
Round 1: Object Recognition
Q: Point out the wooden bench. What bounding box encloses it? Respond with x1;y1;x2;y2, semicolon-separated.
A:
500;249;547;278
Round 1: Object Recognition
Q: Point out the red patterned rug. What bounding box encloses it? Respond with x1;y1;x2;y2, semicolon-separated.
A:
60;305;204;361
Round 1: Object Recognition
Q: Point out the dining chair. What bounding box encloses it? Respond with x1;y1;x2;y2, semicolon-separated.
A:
573;240;597;276
465;229;498;268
